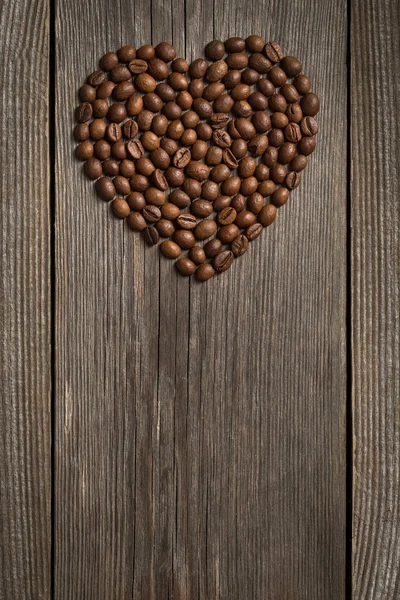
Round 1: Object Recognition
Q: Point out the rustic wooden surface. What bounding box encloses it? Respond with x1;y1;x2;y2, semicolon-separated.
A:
2;0;400;597
0;0;51;599
351;1;400;598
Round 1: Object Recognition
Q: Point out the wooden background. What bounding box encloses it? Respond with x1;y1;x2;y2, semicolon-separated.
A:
0;0;398;598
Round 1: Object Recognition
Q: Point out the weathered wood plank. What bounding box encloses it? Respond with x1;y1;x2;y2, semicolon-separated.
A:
0;0;51;598
351;1;400;598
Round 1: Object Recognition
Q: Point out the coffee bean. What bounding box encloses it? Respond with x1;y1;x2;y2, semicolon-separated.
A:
87;69;105;86
161;138;179;156
129;173;149;192
196;122;213;141
230;84;251;101
176;213;197;229
281;55;302;77
189;246;206;264
123;120;139;139
226;52;248;70
213;130;232;148
206;146;223;165
209;113;230;130
264;41;283;63
285;122;302;143
271;112;289;129
258;179;276;196
135;73;157;93
156;219;175;238
269;93;287;113
94;139;111;160
268;128;285;147
168;72;189;91
210;164;231;183
285;171;301;190
172;58;189;73
257;77;275;97
300;93;320;116
75;141;93;160
100;52;119;71
127;139;145;159
127;192;146;211
213;195;232;212
234;118;256;140
225;37;245;53
241;176;259;196
136;157;155;176
218;206;237;225
231;138;248;158
75;102;93;123
279;142;297;164
246;35;265;53
204;238;222;258
214;93;234;113
241;68;260;85
112;141;127;160
194;219;218;240
231;193;246;212
79;84;96;102
145;187;166;206
118;45;136;62
176;258;197;276
191;199;213;218
259;203;277;227
248;53;272;73
160;203;180;220
137;45;155;60
263;146;278;167
286;103;303;123
143;92;164;112
113;81;135;101
233;100;252;118
155;42;176;62
95;177;116;201
148;57;170;80
112;198;131;218
203;82;225;101
190;58;208;79
126;94;143;116
74;123;89;142
298;136;316;155
143;226;160;245
196;263;216;281
181;177;202;198
142;205;161;222
141;131;160;151
84;157;103;179
185;161;210;181
213;250;234;273
173;147;191;168
165;166;185;187
191;140;208;160
202;180;219;201
254;163;270;182
248;134;269;156
182;129;198;148
271;187;290;207
177;90;193;109
293;74;311;94
223;70;242;88
301;116;318;136
247;192;264;214
205;40;225;61
174;229;196;249
246;223;263;241
232;234;249;256
152;169;168;191
221;175;241;196
111;65;131;82
291;154;308;172
114;175;131;195
127;211;147;231
92;99;109;118
219;223;239;243
248;91;269;111
270;163;287;184
222;148;238;169
235;210;257;228
281;84;300;103
192;97;213;119
108;102;127;123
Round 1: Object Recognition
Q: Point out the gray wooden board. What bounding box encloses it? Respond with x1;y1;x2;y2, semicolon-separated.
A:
0;0;51;598
351;0;400;598
55;0;347;598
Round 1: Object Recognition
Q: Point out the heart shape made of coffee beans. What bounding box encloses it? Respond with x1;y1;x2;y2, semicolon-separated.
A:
74;37;320;281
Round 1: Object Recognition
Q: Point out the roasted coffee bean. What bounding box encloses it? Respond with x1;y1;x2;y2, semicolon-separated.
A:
298;136;316;155
114;175;131;195
94;139;111;160
84;157;103;179
219;223;239;243
189;246;206;264
196;263;215;281
257;77;275;97
108;102;127;123
291;154;308;172
178;128;196;146
285;122;302;143
113;81;135;101
281;83;300;103
246;222;263;240
188;79;205;98
143;92;164;112
191;199;213;218
271;187;290;207
127;191;146;211
300;93;320;116
247;192;264;213
142;204;161;222
248;91;269;111
238;156;257;178
112;198;131;218
281;55;302;77
127;211;147;231
176;91;193;109
194;219;218;241
169;189;191;208
126;94;144;116
163;99;183;121
100;52;119;71
225;36;246;53
137;110;155;131
128;58;148;74
293;74;311;94
192;97;213;119
92;99;109;118
111;138;127;160
231;84;251;101
182;178;202;198
203;82;225;101
206;146;223;165
143;226;160;245
128;173;148;192
155;42;176;62
74;123;89;142
248;53;272;73
213;130;232;148
264;41;284;63
270;163;287;184
248;134;269;156
202;180;219;201
176;213;197;230
135;45;153;60
191;140;208;160
301;116;318;136
241;68;260;85
160;138;179;156
181;110;199;129
75;141;94;160
218;206;237;225
233;118;256;141
231;138;248;158
173;147;191;168
196;122;213;141
118;45;136;62
223;70;242;88
152;115;169;136
97;80;116;100
258;179;276;196
286;103;303;123
233;100;252;118
226;52;248;70
221;175;241;196
79;84;96;102
161;203;181;220
145;187;166;206
136;157;155;176
156;219;175;237
75;102;93;123
210;163;231;182
110;65;131;82
152;169;168;191
259;203;277;227
174;229;196;249
209;113;230;129
204;238;222;258
176;258;197;276
235;210;257;228
231;193;246;212
254;164;270;182
213;195;232;212
268;128;285;147
172;57;189;73
123;120;139;139
135;73;157;93
271;112;289;129
279;142;297;164
246;35;265;53
165;166;185;187
87;69;106;86
285;171;301;190
222;148;238;168
269;93;287;113
149;149;169;171
127;139;144;159
148;57;170;80
213;250;234;273
232;234;249;256
156;82;176;102
95;177;116;201
263;146;278;167
185;161;210;181
205;39;225;60
189;58;208;79
168;72;189;91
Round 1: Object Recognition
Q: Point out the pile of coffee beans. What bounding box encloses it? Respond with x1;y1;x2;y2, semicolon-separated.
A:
74;37;319;281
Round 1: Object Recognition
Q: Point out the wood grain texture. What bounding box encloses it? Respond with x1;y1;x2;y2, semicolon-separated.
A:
55;0;347;598
351;1;400;598
0;0;51;598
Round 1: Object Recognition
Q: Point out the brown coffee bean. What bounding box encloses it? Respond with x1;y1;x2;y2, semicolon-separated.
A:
271;187;290;207
223;69;242;88
74;123;89;142
241;176;259;196
156;82;176;101
192;98;213;119
126;94;143;116
271;112;289;129
137;45;155;60
232;100;252;117
281;56;302;77
180;177;201;199
112;198;130;218
191;140;209;160
160;138;179;156
285;171;301;190
205;39;225;61
79;84;96;102
293;74;311;94
269;93;287;113
108;102;127;123
167;119;185;140
168;72;189;91
94;139;111;160
95;177;116;201
150;109;166;131
238;156;256;178
232;234;249;256
127;191;146;211
127;139;144;159
169;189;191;208
148;57;170;80
176;213;197;230
160;203;179;220
136;109;154;132
264;41;284;63
142;205;161;222
213;250;234;273
259;203;277;227
130;173;149;192
241;68;260;85
196;122;213;141
110;65;131;82
286;103;303;123
135;73;157;93
246;223;263;241
246;35;265;53
172;147;191;169
143;226;160;246
301;116;318;136
281;84;300;103
248;91;269;111
189;58;208;79
279;142;297;164
152;169;168;191
172;57;189;73
185;161;210;181
210;164;231;183
191;199;213;218
225;36;245;53
203;82;225;101
230;84;251;101
222;148;238;169
87;69;105;86
263;146;278;167
156;219;175;238
248;134;269;156
231;193;246;212
248;53;272;73
75;141;93;160
155;42;176;62
128;58;148;74
189;246;206;265
75;102;93;123
257;77;275;97
213;130;232;148
218;206;237;225
187;79;204;99
255;164;270;182
221;176;241;196
100;52;119;71
113;81;135;101
113;175;131;195
194;219;218;241
231;138;248;158
234;118;256;140
143;92;163;112
111;138;127;159
285;122;302;143
165;166;185;187
268;128;285;147
298;136;316;155
258;179;276;196
270;163;287;184
219;223;239;244
176;258;196;276
247;192;264;214
127;211;147;231
134;157;154;177
196;263;216;281
202;180;219;201
206;146;223;166
204;238;222;258
84;157;103;179
145;187;166;206
118;45;136;62
213;195;232;212
213;93;234;113
151;147;171;169
235;210;257;228
226;52;248;70
122;120;138;139
291;154;308;172
174;229;196;249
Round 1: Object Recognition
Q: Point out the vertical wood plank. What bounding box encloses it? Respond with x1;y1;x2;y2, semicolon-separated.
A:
0;0;51;598
351;1;400;598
